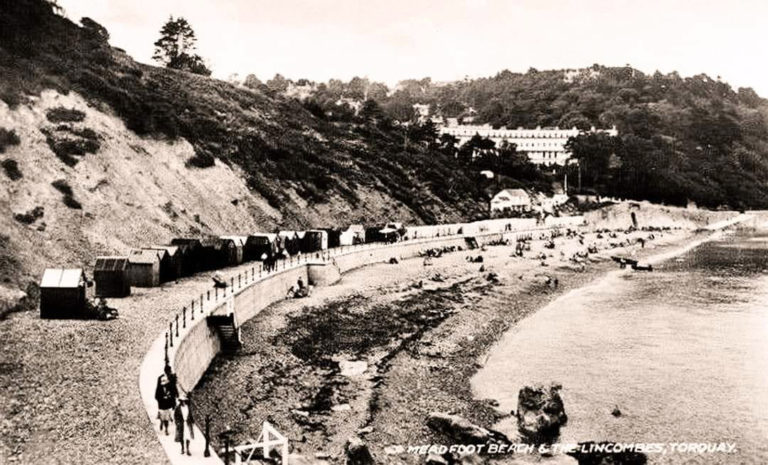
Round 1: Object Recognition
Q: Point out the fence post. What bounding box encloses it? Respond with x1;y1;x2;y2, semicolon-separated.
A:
230;277;234;288
204;416;211;457
200;294;204;309
175;315;179;337
215;287;218;300
164;332;169;364
238;274;241;288
182;307;187;328
169;322;174;347
207;290;210;301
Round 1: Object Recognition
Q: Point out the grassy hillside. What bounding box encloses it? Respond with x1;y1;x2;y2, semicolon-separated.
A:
0;0;491;219
0;0;496;296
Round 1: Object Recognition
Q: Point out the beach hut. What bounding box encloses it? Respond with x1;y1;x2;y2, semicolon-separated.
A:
170;238;202;276
301;230;328;253
321;228;342;249
127;249;161;287
365;226;385;244
199;237;238;270
40;268;87;318
245;233;279;261
219;235;247;264
278;231;301;255
93;256;130;298
141;248;171;283
339;224;365;246
148;246;183;282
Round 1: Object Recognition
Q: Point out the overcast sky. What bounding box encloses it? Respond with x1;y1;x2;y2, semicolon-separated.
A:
58;0;767;95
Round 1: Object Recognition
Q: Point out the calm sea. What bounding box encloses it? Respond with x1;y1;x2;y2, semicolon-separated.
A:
473;231;768;464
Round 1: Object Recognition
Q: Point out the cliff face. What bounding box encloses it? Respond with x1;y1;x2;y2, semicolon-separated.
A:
0;1;487;296
0;89;425;290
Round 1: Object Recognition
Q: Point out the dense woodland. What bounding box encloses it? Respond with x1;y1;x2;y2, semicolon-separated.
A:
3;0;768;212
290;67;768;209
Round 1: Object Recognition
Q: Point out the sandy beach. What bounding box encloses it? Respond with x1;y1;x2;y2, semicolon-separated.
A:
192;227;699;464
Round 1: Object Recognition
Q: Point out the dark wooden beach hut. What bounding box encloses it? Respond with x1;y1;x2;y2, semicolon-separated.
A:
127;249;161;287
219;236;247;264
199;237;238;270
141;248;172;283
40;268;87;318
93;256;130;297
245;233;279;261
301;230;328;253
148;246;183;282
278;231;301;255
321;228;342;249
365;226;385;244
170;238;202;276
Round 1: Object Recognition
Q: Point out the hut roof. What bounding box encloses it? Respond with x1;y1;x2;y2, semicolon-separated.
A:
40;269;84;288
200;237;231;249
248;233;278;242
149;245;180;257
128;249;161;265
171;238;201;248
220;235;247;247
94;256;129;271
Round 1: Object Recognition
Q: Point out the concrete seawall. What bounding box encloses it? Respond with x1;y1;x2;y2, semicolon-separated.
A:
138;226;558;464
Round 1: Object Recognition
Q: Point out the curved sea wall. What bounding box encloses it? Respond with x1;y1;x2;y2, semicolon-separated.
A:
138;224;571;464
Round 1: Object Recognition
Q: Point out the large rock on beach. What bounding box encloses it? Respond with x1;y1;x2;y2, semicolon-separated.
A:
426;412;511;446
345;436;374;465
516;384;568;443
566;442;647;465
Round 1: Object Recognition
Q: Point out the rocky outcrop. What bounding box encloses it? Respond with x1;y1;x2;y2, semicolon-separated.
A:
345;436;374;465
566;442;647;465
516;384;568;443
427;412;511;446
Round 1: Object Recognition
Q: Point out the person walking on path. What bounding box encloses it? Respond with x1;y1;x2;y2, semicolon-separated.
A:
155;373;177;435
174;393;195;455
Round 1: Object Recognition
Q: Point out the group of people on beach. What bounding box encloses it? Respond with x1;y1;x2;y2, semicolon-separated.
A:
287;277;310;298
155;365;196;456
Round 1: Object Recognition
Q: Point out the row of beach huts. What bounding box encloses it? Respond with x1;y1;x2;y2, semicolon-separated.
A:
92;229;340;298
39;216;585;317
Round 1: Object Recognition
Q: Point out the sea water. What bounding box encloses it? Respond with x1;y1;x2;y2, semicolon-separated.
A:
473;232;768;464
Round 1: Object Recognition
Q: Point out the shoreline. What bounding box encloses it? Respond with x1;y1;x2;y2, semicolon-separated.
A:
192;227;709;463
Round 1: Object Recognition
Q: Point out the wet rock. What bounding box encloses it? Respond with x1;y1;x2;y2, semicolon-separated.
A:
516;384;567;443
458;453;484;465
427;412;510;446
331;403;351;412
291;453;330;465
339;360;368;377
611;405;622;417
425;453;449;465
384;445;405;455
566;442;647;465
345;436;374;465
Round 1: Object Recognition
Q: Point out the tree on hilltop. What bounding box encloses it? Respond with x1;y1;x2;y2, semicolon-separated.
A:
153;16;211;76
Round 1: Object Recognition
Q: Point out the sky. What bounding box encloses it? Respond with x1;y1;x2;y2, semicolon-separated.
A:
57;0;768;96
